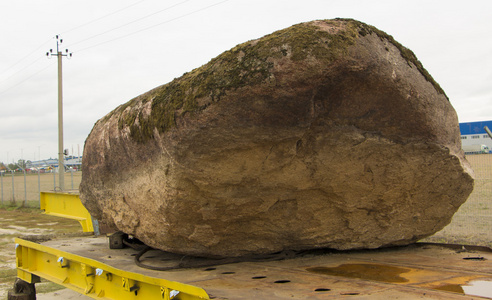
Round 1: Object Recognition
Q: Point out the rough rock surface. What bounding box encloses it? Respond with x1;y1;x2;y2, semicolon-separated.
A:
80;19;474;257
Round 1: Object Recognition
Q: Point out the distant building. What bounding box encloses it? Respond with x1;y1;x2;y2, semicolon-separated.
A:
28;156;82;170
459;120;492;153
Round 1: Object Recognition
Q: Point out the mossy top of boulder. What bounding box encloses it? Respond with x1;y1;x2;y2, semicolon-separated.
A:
104;18;446;144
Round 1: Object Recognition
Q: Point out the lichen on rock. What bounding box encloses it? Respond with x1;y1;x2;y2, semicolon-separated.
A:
110;18;446;144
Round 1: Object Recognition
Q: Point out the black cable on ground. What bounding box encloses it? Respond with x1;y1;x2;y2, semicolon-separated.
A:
133;246;298;271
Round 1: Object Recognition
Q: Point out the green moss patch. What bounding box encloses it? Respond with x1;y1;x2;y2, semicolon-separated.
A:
113;20;362;143
111;19;446;144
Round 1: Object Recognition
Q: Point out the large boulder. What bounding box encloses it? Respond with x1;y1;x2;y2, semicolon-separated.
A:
80;19;474;257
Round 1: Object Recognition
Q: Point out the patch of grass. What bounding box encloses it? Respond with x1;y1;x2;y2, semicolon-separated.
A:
0;254;13;263
36;281;65;294
0;269;17;284
0;236;17;246
0;205;39;213
0;209;79;228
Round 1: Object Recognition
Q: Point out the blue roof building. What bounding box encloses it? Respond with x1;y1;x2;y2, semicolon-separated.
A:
459;120;492;136
459;120;492;152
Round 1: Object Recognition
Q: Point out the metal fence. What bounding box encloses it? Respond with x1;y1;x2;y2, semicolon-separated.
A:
0;155;490;247
422;154;492;247
0;170;81;207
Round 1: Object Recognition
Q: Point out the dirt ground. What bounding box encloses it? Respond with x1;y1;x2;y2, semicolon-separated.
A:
0;208;82;299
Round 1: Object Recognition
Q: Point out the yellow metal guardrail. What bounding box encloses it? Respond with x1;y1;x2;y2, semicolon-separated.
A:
40;191;95;232
15;238;210;300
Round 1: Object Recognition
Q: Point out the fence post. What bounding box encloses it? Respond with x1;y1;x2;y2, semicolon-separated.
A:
71;168;74;190
11;170;15;204
38;170;41;206
23;169;27;207
1;172;3;205
53;169;56;190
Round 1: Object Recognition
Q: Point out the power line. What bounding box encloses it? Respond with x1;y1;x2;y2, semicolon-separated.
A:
62;0;148;35
0;61;54;97
71;0;191;48
0;56;44;85
0;0;230;95
0;39;52;77
0;1;148;96
76;0;230;53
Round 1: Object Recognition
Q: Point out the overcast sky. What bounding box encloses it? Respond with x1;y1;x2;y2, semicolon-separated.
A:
1;0;491;164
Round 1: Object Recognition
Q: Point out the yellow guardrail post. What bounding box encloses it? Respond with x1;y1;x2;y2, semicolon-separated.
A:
40;191;95;233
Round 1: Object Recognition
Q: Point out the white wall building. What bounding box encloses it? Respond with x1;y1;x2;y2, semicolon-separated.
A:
460;121;492;153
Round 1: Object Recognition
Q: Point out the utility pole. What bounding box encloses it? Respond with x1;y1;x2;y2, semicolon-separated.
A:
47;35;72;191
